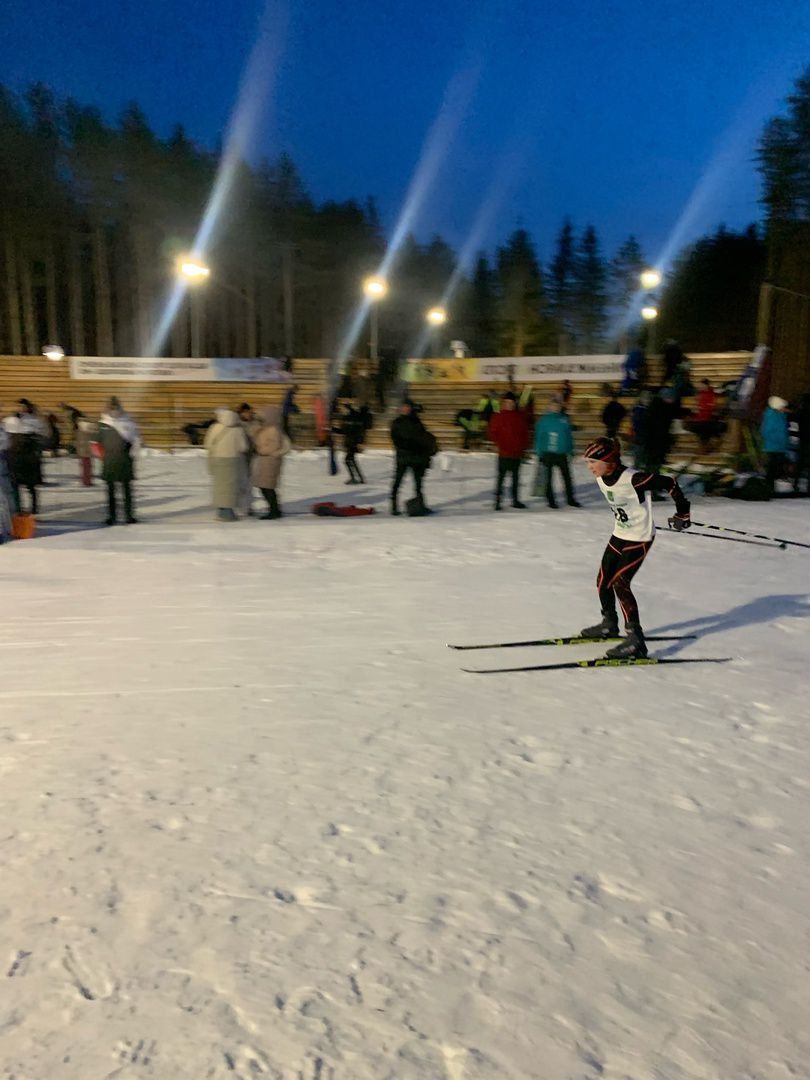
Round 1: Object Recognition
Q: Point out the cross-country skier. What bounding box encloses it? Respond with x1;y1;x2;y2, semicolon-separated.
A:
580;436;691;658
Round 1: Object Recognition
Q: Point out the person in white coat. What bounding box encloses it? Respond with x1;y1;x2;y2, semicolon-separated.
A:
204;408;250;521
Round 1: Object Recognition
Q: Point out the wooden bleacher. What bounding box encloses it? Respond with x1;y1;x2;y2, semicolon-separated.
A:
0;357;330;449
367;352;752;465
1;352;751;464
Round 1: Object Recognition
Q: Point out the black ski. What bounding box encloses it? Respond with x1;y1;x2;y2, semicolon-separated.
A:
448;634;696;651
463;656;731;674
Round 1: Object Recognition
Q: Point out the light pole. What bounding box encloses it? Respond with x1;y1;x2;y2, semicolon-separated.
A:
177;257;211;358
362;275;388;363
639;269;662;356
425;306;447;357
641;305;659;355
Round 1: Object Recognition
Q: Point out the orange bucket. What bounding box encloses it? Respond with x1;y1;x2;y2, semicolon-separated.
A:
11;513;36;540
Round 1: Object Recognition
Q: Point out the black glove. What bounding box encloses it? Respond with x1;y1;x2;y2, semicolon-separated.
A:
668;513;691;532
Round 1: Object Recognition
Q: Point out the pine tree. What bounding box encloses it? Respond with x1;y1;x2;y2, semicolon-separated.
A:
548;219;575;352
573;225;607;352
657;225;765;350
495;228;553;356
469;254;496;355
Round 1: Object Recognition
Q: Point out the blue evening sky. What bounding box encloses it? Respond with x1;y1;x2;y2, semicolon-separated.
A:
4;0;810;268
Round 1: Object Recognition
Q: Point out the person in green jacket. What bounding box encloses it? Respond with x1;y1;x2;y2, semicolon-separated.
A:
533;398;581;508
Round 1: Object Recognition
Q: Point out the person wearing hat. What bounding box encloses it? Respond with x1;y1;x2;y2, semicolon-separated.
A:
760;396;790;498
487;391;530;510
390;399;437;515
579;436;690;659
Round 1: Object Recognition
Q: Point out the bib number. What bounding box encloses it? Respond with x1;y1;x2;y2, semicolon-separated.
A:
613;507;629;525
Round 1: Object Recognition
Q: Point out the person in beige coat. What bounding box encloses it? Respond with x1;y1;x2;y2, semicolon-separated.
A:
204;408;250;520
251;405;289;519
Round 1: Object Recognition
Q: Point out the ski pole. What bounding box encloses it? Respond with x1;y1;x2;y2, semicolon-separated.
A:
690;521;810;550
664;526;785;550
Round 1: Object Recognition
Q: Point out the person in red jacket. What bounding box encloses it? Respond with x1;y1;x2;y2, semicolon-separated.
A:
488;391;530;510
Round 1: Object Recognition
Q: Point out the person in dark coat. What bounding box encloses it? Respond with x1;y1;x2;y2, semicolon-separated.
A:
488;391;530;510
98;397;140;525
642;388;677;489
662;341;684;384
4;403;46;514
601;390;627;439
281;385;301;438
390;400;436;515
336;399;370;484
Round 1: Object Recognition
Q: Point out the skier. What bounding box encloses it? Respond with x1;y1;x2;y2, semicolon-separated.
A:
579;436;691;658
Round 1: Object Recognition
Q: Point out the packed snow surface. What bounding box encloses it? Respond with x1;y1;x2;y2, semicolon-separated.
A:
1;451;809;1079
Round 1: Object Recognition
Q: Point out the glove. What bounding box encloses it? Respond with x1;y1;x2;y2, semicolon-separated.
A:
668;513;691;532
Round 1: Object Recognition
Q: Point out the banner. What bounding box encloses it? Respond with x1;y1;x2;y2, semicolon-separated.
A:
475;355;625;383
69;356;293;383
401;358;479;382
402;355;625;383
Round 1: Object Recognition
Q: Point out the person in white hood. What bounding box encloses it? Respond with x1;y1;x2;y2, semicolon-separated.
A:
98;397;141;525
203;408;249;520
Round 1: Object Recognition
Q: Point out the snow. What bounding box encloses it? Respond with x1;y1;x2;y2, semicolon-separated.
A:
1;450;809;1079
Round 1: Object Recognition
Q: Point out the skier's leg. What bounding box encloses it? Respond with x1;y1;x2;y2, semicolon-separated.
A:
603;540;654;657
594;542;621;628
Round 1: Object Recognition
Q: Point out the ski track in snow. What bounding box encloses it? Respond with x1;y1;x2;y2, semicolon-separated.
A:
0;451;809;1079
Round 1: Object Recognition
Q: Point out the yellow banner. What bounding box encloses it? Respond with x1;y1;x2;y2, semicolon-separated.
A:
402;358;479;382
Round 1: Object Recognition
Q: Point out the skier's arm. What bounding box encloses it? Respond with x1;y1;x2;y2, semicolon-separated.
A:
632;472;691;522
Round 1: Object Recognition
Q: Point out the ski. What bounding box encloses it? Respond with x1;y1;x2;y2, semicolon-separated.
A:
448;634;696;651
463;656;731;674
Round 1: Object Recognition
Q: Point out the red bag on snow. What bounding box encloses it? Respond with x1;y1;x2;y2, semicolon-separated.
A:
311;502;375;517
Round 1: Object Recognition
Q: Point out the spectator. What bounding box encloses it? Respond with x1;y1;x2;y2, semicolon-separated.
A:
312;393;329;447
204;407;250;521
251;405;289;519
390;399;436;515
642;388;678;487
237;403;260;516
621;348;646;395
662;340;684;384
793;393;810;496
602;390;627;440
534;397;580;509
671;353;694;406
0;422;13;541
44;413;62;456
181;418;214;446
518;384;536;433
631;390;652;468
281;384;301;438
336;399;370;484
686;380;726;453
559;379;573;408
98;397;140;525
488;391;530;510
75;416;97;486
282;355;294;374
60;402;84;453
761;396;790;498
4;402;46;514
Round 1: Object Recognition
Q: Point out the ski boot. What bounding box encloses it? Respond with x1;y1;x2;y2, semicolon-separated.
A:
605;624;648;659
579;612;620;639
